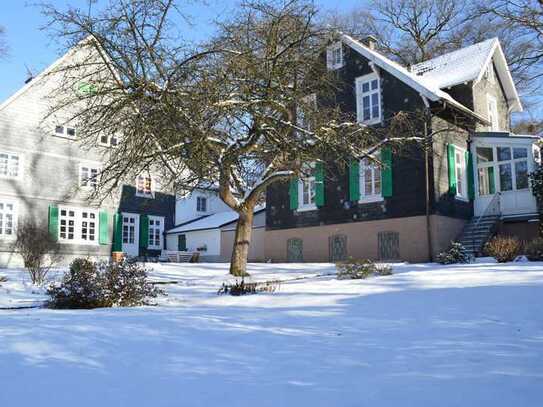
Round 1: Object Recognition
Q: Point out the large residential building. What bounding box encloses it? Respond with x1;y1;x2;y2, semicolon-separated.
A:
0;46;175;267
264;35;540;263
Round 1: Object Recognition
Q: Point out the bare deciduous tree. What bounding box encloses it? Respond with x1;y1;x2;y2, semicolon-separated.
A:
13;219;63;285
42;0;422;276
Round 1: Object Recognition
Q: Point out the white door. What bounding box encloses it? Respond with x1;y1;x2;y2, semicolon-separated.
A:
122;213;139;257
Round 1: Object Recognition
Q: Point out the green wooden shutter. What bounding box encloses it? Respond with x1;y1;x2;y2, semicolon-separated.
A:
98;211;109;245
139;214;149;250
381;147;393;197
178;234;187;251
466;150;475;200
112;213;123;252
289;178;299;210
349;161;360;201
488;167;496;194
48;206;59;242
315;162;325;207
447;144;457;195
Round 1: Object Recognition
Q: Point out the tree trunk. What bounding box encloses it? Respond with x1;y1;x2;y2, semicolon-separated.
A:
229;209;254;276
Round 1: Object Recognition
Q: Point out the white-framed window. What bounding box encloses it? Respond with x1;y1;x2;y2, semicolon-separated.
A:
58;206;98;245
0;151;20;179
326;42;344;70
484;63;495;84
54;125;77;140
136;175;154;198
196;196;207;212
359;156;382;202
297;93;317;130
487;94;499;131
298;177;316;211
79;165;100;189
356;73;381;124
148;216;164;249
475;145;530;196
99;134;119;147
454;146;468;200
122;215;136;244
0;201;16;239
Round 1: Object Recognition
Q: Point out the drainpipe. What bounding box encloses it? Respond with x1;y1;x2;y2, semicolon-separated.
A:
421;95;433;261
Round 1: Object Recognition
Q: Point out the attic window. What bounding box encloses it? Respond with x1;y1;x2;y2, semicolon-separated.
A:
327;42;344;70
54;125;77;140
484;63;495;84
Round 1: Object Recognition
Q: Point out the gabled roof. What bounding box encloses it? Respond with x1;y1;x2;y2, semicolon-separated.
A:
411;38;522;112
340;34;489;124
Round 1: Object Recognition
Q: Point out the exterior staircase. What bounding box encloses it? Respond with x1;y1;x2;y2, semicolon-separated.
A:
456;192;502;258
457;215;500;257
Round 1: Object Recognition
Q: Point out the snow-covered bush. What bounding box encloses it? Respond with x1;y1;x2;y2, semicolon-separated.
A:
336;259;392;280
436;242;470;264
48;258;163;309
484;236;521;263
525;238;543;261
13;219;62;285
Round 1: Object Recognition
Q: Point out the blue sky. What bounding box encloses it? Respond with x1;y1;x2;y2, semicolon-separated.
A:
0;0;361;102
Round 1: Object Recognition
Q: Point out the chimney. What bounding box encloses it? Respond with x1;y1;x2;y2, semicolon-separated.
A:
364;35;378;50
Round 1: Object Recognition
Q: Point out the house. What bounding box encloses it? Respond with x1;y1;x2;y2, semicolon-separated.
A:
0;44;175;267
166;201;266;262
264;35;540;263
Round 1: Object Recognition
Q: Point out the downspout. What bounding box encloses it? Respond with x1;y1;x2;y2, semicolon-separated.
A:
421;95;433;261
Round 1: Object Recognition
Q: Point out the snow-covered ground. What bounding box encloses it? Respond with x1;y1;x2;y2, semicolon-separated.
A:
1;260;543;406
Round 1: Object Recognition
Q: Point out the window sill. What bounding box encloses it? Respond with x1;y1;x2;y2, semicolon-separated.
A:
297;205;317;212
358;196;384;204
58;240;100;246
358;118;382;126
52;134;77;141
136;193;155;199
455;196;469;202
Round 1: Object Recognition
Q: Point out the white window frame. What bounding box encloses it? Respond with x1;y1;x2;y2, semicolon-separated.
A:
58;206;99;245
327;42;344;70
0;151;21;179
453;146;468;201
359;155;383;203
136;175;155;198
196;196;207;212
0;200;17;240
484;63;495;84
98;134;120;148
356;73;381;125
487;94;499;131
53;125;77;140
79;164;100;190
148;215;164;250
298;175;317;212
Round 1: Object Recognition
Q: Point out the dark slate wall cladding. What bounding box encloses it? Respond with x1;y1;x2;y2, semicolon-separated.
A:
266;43;476;231
430;114;473;220
118;185;176;255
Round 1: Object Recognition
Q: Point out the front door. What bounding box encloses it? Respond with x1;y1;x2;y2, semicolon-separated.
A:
122;213;140;257
473;141;537;217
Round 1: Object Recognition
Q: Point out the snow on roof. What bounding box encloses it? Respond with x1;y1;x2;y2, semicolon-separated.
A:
340;34;490;124
167;211;239;234
411;38;497;89
167;206;265;234
411;38;522;112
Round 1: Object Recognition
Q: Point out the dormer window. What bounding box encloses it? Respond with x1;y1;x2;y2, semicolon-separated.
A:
356;73;381;124
136;175;154;198
327;42;344;70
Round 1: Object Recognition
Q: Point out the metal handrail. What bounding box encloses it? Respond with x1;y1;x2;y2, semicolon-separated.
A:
471;192;501;253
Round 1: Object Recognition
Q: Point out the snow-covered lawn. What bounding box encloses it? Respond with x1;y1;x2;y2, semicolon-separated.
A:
1;261;543;406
